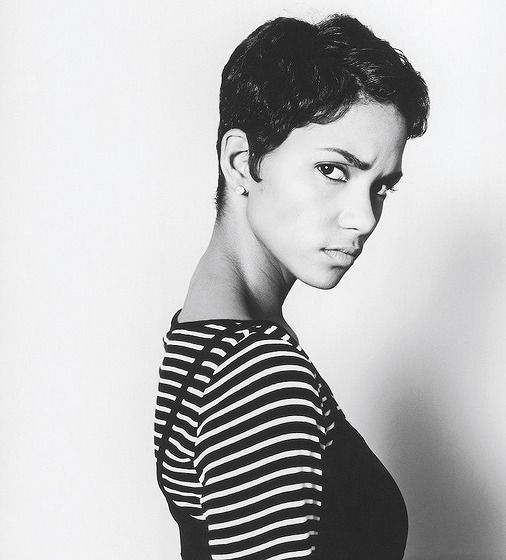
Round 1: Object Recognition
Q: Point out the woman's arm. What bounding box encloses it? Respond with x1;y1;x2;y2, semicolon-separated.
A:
195;334;324;560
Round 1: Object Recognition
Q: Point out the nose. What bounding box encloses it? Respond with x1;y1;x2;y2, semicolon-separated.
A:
337;185;379;238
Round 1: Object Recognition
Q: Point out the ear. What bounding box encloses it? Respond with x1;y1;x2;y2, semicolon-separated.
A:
219;129;251;189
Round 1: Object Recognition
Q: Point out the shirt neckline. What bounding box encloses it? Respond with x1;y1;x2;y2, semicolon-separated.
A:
170;307;300;346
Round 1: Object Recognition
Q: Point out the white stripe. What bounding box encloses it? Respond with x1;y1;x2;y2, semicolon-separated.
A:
201;360;218;371
263;549;314;560
202;466;322;503
171;329;214;338
164;448;191;463
204;482;322;516
197;399;325;444
212;531;317;560
198;396;321;438
209;515;319;545
159;364;186;375
155;404;173;414
173;499;200;509
200;365;317;414
176;411;198;428
156;392;176;401
198;400;320;445
162;352;195;363
208;499;321;530
168;340;205;351
205;346;305;397
161;473;201;488
205;449;319;486
222;337;238;346
165;486;200;498
168;436;194;457
208;339;291;388
181;399;200;413
196;432;320;477
172;424;196;443
161;460;197;474
158;379;182;389
188;386;204;398
195;416;320;466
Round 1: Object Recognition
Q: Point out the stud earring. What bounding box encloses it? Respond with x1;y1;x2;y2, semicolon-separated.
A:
235;185;247;195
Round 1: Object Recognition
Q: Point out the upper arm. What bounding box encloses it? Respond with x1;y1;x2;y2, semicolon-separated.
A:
195;335;324;560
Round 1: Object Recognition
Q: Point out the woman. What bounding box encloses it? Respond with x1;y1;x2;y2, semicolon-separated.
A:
155;13;429;560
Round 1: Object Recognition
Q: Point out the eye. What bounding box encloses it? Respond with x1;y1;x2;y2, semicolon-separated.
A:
316;163;348;182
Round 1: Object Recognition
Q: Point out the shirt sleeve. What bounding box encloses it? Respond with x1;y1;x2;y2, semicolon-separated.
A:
194;334;324;560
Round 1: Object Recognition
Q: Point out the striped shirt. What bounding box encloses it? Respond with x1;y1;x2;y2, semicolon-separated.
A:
154;309;408;559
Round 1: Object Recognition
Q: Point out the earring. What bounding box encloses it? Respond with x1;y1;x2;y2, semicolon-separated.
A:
235;185;247;195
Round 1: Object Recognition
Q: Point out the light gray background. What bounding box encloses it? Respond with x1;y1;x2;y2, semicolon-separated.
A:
1;1;505;559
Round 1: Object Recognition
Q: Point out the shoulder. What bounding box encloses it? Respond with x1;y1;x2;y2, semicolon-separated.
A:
198;326;322;423
208;325;317;389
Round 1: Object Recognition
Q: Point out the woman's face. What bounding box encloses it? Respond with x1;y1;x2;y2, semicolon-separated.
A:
245;101;408;289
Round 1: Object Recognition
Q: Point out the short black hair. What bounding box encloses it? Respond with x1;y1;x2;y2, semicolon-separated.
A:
215;14;429;220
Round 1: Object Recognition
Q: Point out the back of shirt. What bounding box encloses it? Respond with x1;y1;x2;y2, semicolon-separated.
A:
154;312;339;560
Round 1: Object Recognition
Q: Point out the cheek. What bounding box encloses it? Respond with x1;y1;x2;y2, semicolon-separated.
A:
247;183;327;257
246;188;300;250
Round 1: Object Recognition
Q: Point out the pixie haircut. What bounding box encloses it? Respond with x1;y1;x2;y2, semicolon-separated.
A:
215;14;429;219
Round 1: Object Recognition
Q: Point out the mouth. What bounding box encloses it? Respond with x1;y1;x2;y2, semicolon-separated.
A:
322;247;361;266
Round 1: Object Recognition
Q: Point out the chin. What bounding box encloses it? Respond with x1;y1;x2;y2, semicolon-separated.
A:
297;267;349;290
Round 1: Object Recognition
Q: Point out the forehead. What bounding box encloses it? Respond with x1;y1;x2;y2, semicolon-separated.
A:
282;102;408;163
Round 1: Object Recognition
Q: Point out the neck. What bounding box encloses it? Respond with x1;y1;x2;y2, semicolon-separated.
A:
181;215;296;324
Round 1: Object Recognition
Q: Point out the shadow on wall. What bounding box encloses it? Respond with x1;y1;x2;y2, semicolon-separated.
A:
378;225;503;559
388;386;499;559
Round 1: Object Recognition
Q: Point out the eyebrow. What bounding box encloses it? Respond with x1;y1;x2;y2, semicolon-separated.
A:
318;147;403;184
318;147;371;170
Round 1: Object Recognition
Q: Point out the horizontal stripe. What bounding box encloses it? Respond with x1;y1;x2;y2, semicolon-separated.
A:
212;531;317;560
196;433;321;479
208;499;322;530
205;342;302;396
205;450;321;487
195;417;321;467
168;339;206;351
202;466;322;503
176;411;198;428
204;482;322;516
197;401;322;445
209;515;320;545
162;351;195;363
200;365;318;414
161;460;197;474
198;395;322;437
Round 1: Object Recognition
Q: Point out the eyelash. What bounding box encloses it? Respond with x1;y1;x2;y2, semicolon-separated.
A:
316;163;348;183
315;163;399;196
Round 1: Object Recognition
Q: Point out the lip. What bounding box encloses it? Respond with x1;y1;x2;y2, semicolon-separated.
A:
325;246;362;257
322;247;360;267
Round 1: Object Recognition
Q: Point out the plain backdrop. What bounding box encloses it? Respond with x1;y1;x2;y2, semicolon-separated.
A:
1;1;505;559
